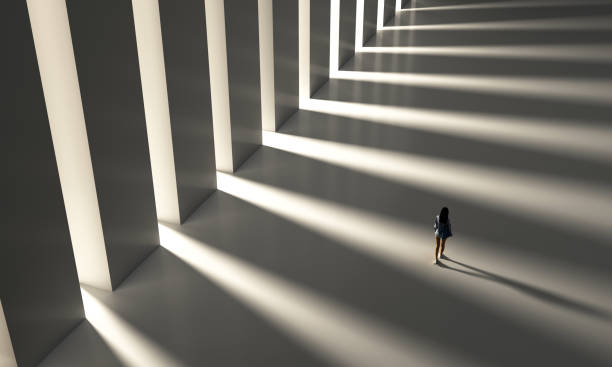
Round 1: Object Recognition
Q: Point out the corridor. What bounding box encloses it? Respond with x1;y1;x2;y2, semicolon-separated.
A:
40;1;612;366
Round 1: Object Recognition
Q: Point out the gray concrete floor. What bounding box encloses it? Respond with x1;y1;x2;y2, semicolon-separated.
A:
41;1;612;366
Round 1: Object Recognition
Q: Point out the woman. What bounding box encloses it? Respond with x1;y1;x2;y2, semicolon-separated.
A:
433;207;452;264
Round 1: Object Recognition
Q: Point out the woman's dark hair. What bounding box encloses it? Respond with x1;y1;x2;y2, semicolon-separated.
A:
439;207;449;223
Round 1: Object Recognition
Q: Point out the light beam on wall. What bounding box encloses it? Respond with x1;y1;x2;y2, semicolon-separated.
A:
131;0;181;224
159;223;473;367
27;0;112;290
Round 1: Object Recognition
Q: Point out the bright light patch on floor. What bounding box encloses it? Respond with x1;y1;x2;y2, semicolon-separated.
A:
159;223;474;367
217;171;427;268
81;288;183;367
0;302;16;367
262;131;612;239
331;70;612;104
300;98;612;164
358;45;612;62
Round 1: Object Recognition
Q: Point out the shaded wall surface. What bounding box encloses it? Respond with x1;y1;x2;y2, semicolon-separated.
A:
339;0;357;67
66;0;159;289
363;0;378;45
273;0;299;129
225;0;263;171
384;0;395;25
310;0;331;95
2;3;84;366
159;0;217;222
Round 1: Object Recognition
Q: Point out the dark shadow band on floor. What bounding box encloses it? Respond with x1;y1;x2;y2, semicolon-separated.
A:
437;256;612;321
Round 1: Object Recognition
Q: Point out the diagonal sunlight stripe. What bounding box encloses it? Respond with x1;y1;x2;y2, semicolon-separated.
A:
81;287;184;367
301;98;612;164
330;70;612;104
262;131;612;239
159;223;477;367
216;172;612;362
397;0;612;12
358;45;612;63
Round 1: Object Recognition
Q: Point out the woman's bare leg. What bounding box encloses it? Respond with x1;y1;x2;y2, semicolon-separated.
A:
440;238;447;258
434;236;440;263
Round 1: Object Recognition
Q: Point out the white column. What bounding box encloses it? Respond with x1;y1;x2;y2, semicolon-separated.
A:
259;0;276;131
205;0;234;172
27;0;112;290
132;0;181;224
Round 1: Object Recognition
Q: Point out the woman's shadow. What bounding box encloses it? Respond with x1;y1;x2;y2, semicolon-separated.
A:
436;255;612;322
